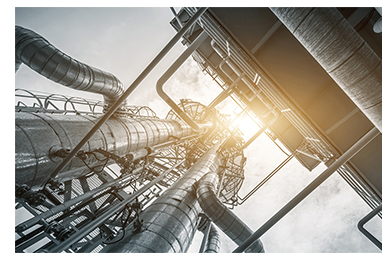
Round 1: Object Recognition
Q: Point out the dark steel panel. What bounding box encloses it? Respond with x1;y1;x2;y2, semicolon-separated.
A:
210;8;278;51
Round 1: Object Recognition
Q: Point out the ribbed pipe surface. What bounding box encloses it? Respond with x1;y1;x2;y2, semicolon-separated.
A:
197;172;264;253
204;224;220;253
15;26;125;108
270;7;382;133
15;112;192;187
101;144;221;253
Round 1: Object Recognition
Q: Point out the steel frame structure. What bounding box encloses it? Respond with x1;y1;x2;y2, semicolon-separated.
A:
15;7;381;253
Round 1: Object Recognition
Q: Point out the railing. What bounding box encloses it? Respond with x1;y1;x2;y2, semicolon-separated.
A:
15;89;158;118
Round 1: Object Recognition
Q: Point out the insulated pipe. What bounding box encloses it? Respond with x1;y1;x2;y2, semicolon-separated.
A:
270;7;382;133
46;7;208;182
15;26;125;109
196;172;264;253
233;127;380;252
373;8;382;33
204;224;220;253
156;31;210;130
15;112;192;187
101;143;222;253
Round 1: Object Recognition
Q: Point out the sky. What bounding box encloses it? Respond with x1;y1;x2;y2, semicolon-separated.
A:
13;7;382;254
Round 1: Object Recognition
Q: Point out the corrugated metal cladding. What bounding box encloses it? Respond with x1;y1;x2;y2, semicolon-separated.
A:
15;112;192;187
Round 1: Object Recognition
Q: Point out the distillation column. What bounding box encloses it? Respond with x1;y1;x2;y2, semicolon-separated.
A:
15;112;193;188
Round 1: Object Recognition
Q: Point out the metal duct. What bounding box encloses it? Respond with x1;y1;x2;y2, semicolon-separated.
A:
15;112;192;187
196;172;264;253
204;224;220;253
269;8;382;133
101;144;222;253
15;26;125;109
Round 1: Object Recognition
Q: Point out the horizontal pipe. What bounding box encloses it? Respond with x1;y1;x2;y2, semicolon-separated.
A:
156;31;210;130
15;26;126;109
233;127;380;252
270;7;382;133
45;7;208;183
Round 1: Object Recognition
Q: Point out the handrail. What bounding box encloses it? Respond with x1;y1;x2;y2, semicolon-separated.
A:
357;203;382;250
156;31;209;130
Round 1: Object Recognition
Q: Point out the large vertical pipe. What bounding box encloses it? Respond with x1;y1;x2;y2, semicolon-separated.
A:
15;112;192;187
270;7;382;133
101;144;222;253
204;224;220;253
233;127;380;252
197;172;264;253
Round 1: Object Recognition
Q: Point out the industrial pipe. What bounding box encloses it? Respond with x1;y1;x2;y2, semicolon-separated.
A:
46;7;208;183
233;127;380;252
101;143;222;253
373;7;382;33
357;203;382;250
201;72;245;121
15;26;126;110
204;224;220;253
211;40;278;121
156;31;210;130
270;7;382;133
196;172;264;253
15;112;192;187
241;115;279;150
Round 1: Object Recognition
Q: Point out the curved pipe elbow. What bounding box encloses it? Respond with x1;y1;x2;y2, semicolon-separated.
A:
196;172;264;252
156;31;209;130
156;80;200;130
15;26;126;110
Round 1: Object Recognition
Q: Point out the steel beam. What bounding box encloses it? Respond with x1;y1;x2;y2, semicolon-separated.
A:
233;127;380;252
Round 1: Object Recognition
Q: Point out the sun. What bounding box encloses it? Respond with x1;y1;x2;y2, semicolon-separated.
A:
230;113;262;141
